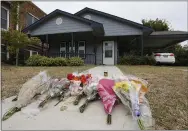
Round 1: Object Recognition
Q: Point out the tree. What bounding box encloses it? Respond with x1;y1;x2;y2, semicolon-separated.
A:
142;18;170;31
10;1;25;30
2;2;41;66
2;30;41;66
174;44;188;65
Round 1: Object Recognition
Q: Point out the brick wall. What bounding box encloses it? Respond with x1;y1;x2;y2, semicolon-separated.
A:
9;1;46;30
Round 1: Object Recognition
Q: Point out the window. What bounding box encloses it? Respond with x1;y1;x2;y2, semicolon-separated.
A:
56;17;63;25
32;51;38;55
84;15;91;20
26;13;39;27
1;7;9;30
60;41;85;58
29;50;38;56
68;42;77;57
60;42;66;57
69;42;75;53
105;43;113;58
78;41;85;58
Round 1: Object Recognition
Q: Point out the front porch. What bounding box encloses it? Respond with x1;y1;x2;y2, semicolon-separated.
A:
36;32;145;65
37;31;101;65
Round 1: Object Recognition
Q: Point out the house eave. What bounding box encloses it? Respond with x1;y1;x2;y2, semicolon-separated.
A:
22;9;104;36
75;7;154;34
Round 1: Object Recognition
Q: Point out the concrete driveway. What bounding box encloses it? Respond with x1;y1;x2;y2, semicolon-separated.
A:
2;66;139;130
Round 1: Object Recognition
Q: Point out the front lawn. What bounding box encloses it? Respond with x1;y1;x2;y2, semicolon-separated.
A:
1;65;94;100
118;65;188;130
1;65;187;130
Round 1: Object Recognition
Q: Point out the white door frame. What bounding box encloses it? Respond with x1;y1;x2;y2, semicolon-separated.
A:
103;41;115;65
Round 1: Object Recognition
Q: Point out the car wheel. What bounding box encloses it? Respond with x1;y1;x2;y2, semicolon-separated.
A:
155;62;160;66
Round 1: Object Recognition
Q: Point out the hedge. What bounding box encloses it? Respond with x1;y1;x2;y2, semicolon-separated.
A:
67;57;84;66
118;55;156;65
25;55;84;66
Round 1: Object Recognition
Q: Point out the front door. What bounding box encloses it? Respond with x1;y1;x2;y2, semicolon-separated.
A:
103;41;114;65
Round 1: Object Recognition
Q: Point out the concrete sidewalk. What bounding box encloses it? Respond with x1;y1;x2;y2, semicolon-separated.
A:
2;66;139;130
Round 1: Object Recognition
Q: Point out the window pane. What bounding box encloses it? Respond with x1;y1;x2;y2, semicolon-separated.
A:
26;13;33;26
61;42;66;47
60;51;66;57
105;43;112;50
79;50;85;58
1;8;7;19
32;51;38;55
69;42;75;52
1;18;7;29
105;43;113;58
105;50;112;58
79;42;85;47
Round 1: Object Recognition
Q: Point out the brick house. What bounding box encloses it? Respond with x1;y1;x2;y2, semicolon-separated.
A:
1;1;48;63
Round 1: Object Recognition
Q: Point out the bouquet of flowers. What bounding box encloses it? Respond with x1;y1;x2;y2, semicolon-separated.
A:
97;79;117;124
2;71;51;121
113;75;151;130
67;72;92;105
79;77;100;113
38;78;70;108
67;73;92;86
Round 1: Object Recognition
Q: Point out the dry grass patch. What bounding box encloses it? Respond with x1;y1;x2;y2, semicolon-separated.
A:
1;65;94;100
118;65;188;130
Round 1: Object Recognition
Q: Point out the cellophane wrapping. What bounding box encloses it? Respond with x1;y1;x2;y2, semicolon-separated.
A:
113;75;154;129
97;79;117;115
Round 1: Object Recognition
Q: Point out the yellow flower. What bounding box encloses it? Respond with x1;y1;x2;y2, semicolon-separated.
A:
131;80;148;93
114;81;130;92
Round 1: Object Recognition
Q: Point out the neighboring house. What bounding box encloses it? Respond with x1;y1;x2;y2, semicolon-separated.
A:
1;1;48;62
23;7;188;65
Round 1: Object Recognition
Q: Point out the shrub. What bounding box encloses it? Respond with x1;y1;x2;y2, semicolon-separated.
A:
118;55;155;65
68;57;84;66
25;55;84;66
174;45;188;66
38;56;51;66
51;57;67;66
25;54;43;66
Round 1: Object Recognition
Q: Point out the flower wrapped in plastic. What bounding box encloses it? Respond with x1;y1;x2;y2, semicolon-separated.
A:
2;71;51;121
38;78;70;108
97;79;117;124
113;75;153;130
79;76;100;113
67;72;92;105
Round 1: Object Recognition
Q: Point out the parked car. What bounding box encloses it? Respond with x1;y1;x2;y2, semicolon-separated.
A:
153;52;175;64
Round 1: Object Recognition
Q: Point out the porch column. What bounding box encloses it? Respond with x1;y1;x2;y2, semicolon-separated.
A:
141;35;144;56
46;34;49;56
94;36;97;65
42;41;44;56
71;32;74;57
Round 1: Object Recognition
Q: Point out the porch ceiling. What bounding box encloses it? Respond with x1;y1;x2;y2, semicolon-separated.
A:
144;31;188;48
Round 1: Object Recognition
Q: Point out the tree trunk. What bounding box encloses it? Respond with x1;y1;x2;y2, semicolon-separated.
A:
16;48;19;66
